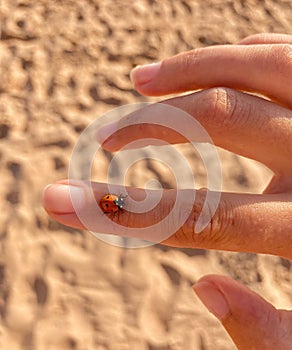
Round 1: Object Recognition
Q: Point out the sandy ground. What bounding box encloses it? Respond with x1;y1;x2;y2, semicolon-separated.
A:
0;0;292;349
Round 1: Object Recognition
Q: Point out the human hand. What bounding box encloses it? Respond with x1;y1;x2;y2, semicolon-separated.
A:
43;33;292;349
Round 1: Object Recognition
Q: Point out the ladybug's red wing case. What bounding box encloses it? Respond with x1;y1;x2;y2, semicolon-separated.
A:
99;194;126;214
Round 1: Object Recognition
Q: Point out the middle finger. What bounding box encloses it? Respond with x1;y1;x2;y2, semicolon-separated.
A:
99;88;292;175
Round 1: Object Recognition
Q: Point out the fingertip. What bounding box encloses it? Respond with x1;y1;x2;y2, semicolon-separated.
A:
193;274;282;349
193;276;231;320
42;183;86;214
130;62;161;94
96;121;118;147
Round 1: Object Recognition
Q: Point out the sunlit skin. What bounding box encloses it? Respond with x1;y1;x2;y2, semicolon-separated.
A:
43;33;292;349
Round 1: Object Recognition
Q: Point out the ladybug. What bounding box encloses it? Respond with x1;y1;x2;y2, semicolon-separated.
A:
100;194;126;214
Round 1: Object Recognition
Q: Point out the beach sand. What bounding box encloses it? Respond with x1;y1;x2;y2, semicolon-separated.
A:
0;1;292;349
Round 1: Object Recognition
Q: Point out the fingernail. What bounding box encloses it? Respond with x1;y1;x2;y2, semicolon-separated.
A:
96;121;117;145
193;281;230;320
43;184;85;214
130;62;161;85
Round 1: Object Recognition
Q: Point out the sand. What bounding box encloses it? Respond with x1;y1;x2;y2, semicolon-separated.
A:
0;0;292;349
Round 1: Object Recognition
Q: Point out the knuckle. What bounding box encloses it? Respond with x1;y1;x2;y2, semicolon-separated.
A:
269;44;292;80
196;199;232;246
178;48;203;71
174;189;236;250
203;87;250;130
205;87;231;123
191;197;236;248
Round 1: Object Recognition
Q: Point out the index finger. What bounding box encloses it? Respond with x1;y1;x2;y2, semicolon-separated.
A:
43;181;292;259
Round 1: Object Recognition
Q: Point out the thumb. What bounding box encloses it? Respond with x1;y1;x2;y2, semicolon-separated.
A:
193;275;292;350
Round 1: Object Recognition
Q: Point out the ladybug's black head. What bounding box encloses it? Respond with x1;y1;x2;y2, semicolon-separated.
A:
114;195;125;209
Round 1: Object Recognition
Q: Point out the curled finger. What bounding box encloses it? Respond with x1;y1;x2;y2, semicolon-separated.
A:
100;89;292;175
